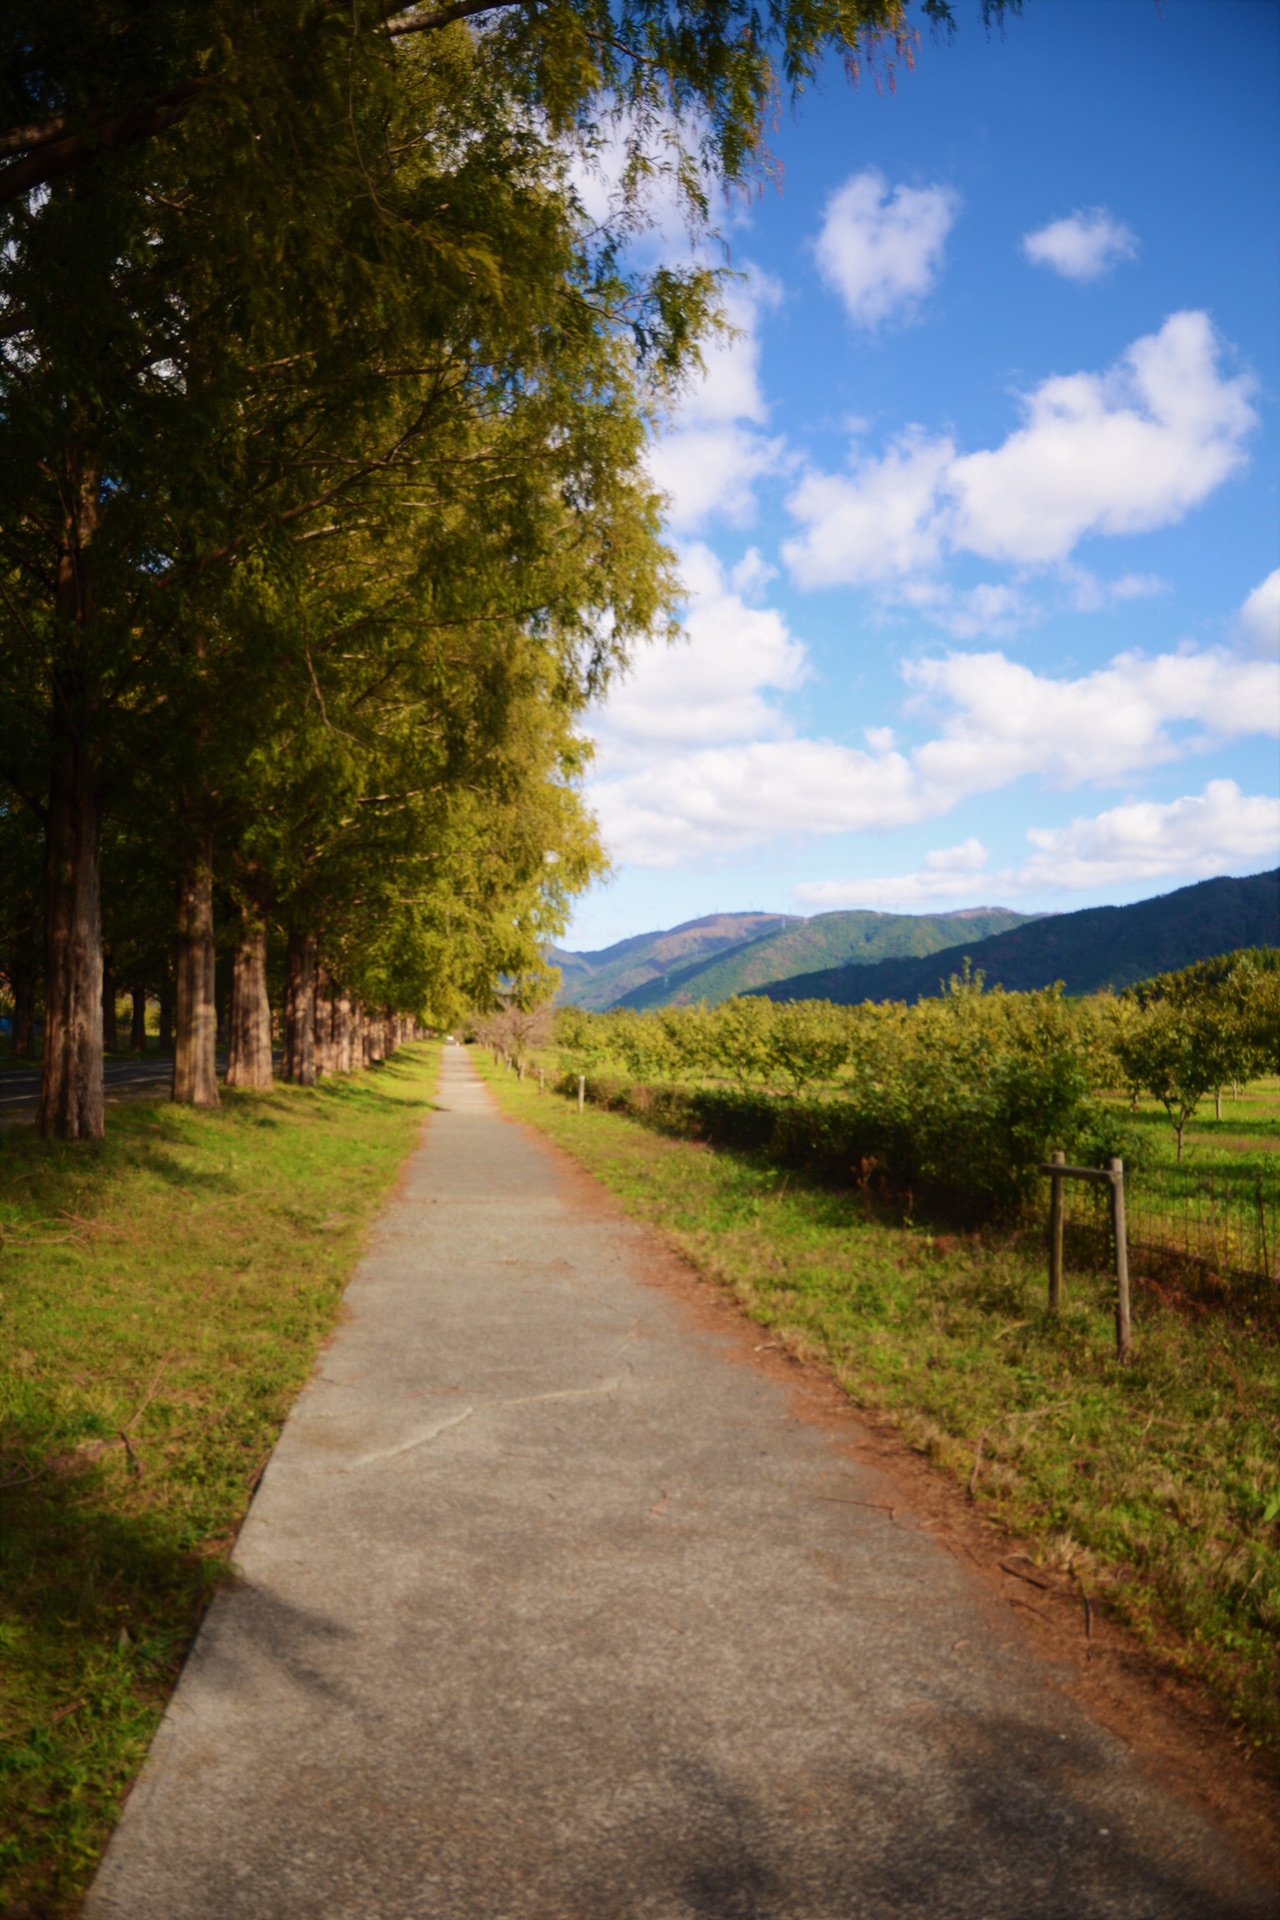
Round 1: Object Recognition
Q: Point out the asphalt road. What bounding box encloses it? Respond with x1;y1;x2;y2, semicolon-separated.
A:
0;1055;226;1117
84;1046;1273;1919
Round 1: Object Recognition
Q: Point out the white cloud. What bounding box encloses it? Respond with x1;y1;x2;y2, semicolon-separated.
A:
588;737;920;867
799;834;992;908
1240;568;1280;657
949;311;1254;564
677;278;773;427
901;578;1034;641
858;566;1167;643
568;125;783;535
647;273;785;531
587;628;1279;868
729;548;776;597
815;169;959;327
648;423;783;532
927;836;989;873
1022;208;1138;282
1016;781;1280;890
590;543;806;767
784;431;953;585
783;312;1257;587
1062;566;1168;613
905;643;1279;800
796;783;1279;910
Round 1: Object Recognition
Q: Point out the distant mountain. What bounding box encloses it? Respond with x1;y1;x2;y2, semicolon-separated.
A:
614;907;1035;1011
748;870;1280;1006
550;912;799;1012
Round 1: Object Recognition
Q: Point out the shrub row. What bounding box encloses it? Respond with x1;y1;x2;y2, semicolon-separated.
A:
555;1069;1131;1225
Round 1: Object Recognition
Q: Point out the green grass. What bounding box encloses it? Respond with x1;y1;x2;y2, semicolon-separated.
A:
0;1048;438;1918
1104;1076;1280;1173
484;1052;1280;1766
1089;1081;1280;1290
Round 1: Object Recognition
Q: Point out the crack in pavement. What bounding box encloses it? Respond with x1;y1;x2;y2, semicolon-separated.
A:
344;1376;624;1470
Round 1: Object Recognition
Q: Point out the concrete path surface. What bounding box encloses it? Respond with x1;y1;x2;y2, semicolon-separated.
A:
86;1047;1272;1919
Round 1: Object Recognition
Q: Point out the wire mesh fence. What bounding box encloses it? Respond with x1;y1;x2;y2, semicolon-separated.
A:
1062;1157;1280;1295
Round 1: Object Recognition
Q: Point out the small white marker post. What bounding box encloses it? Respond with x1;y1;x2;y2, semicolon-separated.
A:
577;1074;585;1115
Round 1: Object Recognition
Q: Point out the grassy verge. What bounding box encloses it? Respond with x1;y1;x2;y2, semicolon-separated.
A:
481;1052;1280;1764
0;1047;438;1918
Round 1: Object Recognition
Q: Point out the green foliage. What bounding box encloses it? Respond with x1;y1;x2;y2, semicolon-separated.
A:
1109;949;1280;1159
765;1000;851;1091
0;0;1032;1046
552;978;1132;1221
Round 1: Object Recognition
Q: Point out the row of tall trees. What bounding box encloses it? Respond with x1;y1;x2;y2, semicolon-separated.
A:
0;0;1005;1138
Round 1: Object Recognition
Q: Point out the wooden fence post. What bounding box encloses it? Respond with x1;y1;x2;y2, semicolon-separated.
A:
1048;1149;1065;1311
1110;1156;1132;1362
577;1073;585;1115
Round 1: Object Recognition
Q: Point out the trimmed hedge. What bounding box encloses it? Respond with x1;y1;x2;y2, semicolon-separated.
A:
557;1072;1133;1224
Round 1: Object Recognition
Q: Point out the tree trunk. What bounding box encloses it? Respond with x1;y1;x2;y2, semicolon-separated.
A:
334;991;353;1073
215;966;231;1053
38;460;104;1141
313;965;333;1078
172;840;219;1107
129;982;147;1053
11;959;36;1059
227;920;273;1090
102;948;118;1052
159;977;175;1054
283;931;316;1085
38;717;104;1140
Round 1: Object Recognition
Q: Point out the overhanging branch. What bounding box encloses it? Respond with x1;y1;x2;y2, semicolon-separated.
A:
0;79;211;208
384;0;523;38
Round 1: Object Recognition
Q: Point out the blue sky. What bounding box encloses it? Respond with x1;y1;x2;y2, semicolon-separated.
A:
565;0;1279;952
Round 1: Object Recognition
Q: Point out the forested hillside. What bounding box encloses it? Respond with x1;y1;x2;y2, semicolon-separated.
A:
613;906;1033;1010
749;871;1280;1005
550;913;798;1011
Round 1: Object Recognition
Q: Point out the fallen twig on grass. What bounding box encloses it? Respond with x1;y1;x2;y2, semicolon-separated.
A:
968;1400;1072;1500
1009;1596;1054;1623
124;1347;180;1432
1000;1557;1056;1591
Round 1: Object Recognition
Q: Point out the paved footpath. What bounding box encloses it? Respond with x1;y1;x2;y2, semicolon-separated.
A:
87;1048;1272;1920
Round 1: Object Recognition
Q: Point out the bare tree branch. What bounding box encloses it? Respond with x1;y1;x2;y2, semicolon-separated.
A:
0;80;210;209
384;0;523;39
